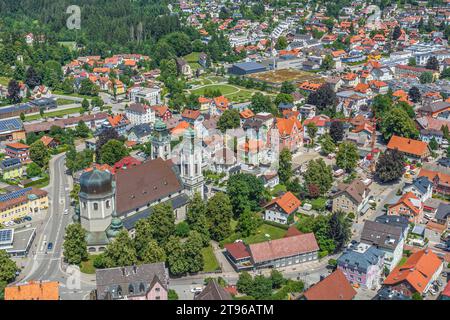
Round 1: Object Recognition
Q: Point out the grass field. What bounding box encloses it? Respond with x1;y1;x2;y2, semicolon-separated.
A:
0;77;10;86
56;98;78;106
191;84;239;96
25;107;83;121
221;222;287;246
80;255;97;274
53;90;94;99
202;245;220;272
184;52;202;71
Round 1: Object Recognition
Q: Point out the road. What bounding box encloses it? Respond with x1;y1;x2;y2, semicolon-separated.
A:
18;153;95;300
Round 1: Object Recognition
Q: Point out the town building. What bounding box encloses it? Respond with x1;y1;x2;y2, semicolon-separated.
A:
194;280;232;300
0;158;23;180
0;187;48;225
386;135;430;160
4;281;59;300
264;192;301;225
125;103;155;126
301;269;357;300
332;180;371;215
5;142;31;163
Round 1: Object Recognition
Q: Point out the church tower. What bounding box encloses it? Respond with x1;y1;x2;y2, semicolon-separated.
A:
180;127;204;198
151;119;171;160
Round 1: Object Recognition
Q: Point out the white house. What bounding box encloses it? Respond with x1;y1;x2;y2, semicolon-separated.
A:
125;103;155;126
264;192;301;225
129;87;161;105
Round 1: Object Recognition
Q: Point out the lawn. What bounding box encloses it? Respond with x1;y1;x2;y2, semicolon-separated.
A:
56;98;77;106
191;84;240;96
271;184;287;196
304;197;327;211
0;77;10;85
397;256;408;267
80;255;97;274
202;245;220;272
53;90;94;99
25;107;83;121
221;222;287;246
184;52;202;71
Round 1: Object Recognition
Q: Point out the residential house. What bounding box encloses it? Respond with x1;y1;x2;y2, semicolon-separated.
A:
303;115;330;141
129;87;161;105
127;123;152;144
375;214;410;240
434;202;450;230
175;58;193;78
151;105;172;122
103;114;130;136
181;109;203;125
388;192;423;223
418;101;450;119
5;142;31;163
39;136;58;149
0;187;48;225
5;281;59;300
301;270;357;300
419;168;450;196
125;103;155;126
273;116;304;153
0;118;26;141
264;192;301;225
360;220;405;271
198;97;212;113
403;176;433;202
337;243;385;290
0;158;23;180
94;263;169;300
194;280;232;300
383;249;443;297
332;180;371;215
386;135;430;160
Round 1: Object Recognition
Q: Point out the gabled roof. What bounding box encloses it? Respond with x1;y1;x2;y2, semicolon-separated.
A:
195;280;232;300
384;249;443;293
361;220;403;251
182;108;201;120
303;270;356;300
275;116;302;136
387;135;429;157
389;192;422;216
5;281;59;300
265;192;301;215
6;142;30;150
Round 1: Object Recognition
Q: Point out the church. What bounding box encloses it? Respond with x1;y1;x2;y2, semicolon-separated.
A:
74;120;204;253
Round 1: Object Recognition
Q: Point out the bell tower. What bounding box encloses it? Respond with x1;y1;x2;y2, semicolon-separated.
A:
180;128;204;198
151;119;171;160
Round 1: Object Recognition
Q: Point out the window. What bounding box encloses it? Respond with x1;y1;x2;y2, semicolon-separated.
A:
93;203;98;210
106;200;110;209
139;283;145;293
155;288;160;292
129;284;134;294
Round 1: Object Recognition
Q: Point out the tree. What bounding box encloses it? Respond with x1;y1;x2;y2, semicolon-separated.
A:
429;137;439;151
81;98;90;112
75;120;90;138
279;148;293;185
237;271;253;295
375;149;405;183
419;71;433;84
320;133;336;155
408;57;416;66
63;224;88;265
61;77;75;94
321;54;335;70
274;93;294;106
140;239;166;264
133;218;154;259
336;142;359;172
329;121;344;143
328;211;352;252
408;86;421;103
236;208;262;237
25;66;42;89
371;94;393;115
380;107;419;141
270;270;286;289
148;202;175;245
392;25;402;41
275;36;288;50
100;139;129;166
306;84;337;112
30;140;50;168
280;81;295;94
251;92;275;114
306;122;318;146
207;192;233;241
165;236;188;275
0;249;19;284
26;162;42;178
168;289;179;300
425;56;439;71
103;230;137;268
186;193;210;246
250;275;273;299
7;79;21;104
79;78;98;96
217;109;240;133
96;127;119;159
184;231;204;273
227;173;264;217
441;67;450;79
412;292;423;300
303;159;333;196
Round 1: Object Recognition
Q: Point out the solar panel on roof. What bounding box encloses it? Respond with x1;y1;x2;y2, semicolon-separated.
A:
0;187;32;202
0;118;23;132
0;229;13;243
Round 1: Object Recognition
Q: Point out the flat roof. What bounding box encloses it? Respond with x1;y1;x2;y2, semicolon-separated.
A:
7;228;36;254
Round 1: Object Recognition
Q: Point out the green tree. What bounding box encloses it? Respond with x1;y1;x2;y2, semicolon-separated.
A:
237;271;253;295
329;121;344;143
279;148;293;185
30;140;50;168
75;120;90;138
306;122;318;146
63;224;88;265
250;275;273;299
321;54;335;70
425;56;439;71
168;289;179;300
274;93;294;106
371;94;393;115
275;36;288;50
251;92;275;114
236;208;262;237
380;107;419;141
165;236;188;275
306;84;337;113
184;231;204;273
336;141;359;172
320;133;336;155
26;162;42;178
303;159;333;196
217;109;240;133
328;211;352;252
419;71;433;84
207;192;233;241
81;98;90;112
100;139;129;166
408;57;416;66
429;137;438;151
148;202;175;245
0;249;19;284
103;230;137;268
280;81;295;94
227;173;264;217
270;269;286;289
140;239;166;264
412;292;423;300
408;86;421;103
376;149;405;183
61;77;75;94
79;78;98;96
7;79;22;104
133;218;154;259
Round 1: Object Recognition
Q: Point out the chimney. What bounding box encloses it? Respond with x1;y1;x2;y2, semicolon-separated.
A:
133;265;137;274
121;267;126;277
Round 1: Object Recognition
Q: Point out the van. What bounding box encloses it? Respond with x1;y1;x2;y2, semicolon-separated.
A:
424;213;432;220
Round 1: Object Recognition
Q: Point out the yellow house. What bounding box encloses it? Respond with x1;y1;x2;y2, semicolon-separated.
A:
0;158;24;180
0;187;48;225
108;79;126;96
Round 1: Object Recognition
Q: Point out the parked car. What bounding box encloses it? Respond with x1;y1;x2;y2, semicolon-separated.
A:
190;287;203;294
23;216;32;222
47;242;53;251
64;209;69;215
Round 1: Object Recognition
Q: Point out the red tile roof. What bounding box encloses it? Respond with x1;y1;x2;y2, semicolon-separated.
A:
249;233;319;264
224;242;251;260
5;281;59;300
265;191;301;215
384;249;443;293
6;142;30;149
303;270;356;300
182;109;201;120
387;135;429;157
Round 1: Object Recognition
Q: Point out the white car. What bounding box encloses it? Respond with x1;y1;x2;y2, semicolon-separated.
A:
190;287;203;294
64;209;69;215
